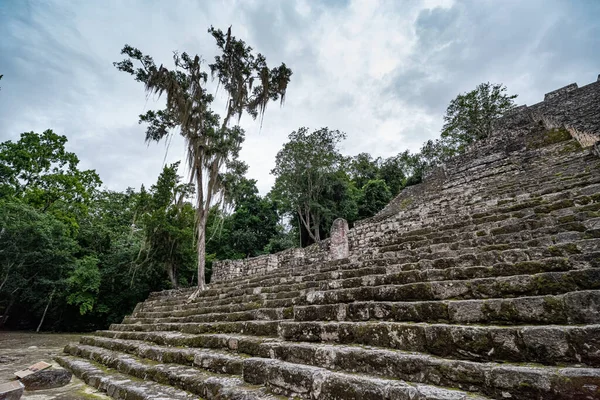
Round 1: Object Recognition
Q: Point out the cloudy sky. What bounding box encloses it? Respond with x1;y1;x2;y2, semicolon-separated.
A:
1;0;599;194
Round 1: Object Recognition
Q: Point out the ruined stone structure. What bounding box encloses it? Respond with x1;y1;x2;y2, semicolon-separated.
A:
57;76;600;399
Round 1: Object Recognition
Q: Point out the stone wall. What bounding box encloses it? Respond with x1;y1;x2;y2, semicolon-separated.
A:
211;74;600;283
211;241;330;283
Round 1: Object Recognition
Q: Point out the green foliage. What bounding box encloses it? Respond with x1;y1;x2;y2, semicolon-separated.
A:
0;130;101;234
358;179;392;219
349;153;381;190
205;178;282;260
0;199;77;328
137;163;197;288
442;82;517;146
67;256;101;315
271;127;348;243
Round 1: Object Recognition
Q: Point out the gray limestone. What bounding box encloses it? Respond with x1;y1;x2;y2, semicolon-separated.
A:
329;218;349;260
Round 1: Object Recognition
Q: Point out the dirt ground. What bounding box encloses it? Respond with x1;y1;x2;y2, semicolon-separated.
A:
0;331;109;399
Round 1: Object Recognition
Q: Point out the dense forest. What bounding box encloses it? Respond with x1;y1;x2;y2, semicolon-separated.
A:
0;30;517;331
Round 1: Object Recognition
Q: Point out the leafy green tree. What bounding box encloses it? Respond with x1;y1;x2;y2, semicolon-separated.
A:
0;199;77;329
0;130;101;234
441;82;517;152
264;223;297;254
204;177;281;262
66;256;101;315
271;127;347;243
358;179;392;219
378;155;407;196
115;26;292;292
137;163;196;288
226;179;279;258
319;170;359;231
349;153;381;190
75;185;167;330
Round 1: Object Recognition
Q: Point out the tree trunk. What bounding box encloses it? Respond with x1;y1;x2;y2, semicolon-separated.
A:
167;263;178;289
197;214;207;291
0;296;15;328
36;287;55;332
297;207;319;244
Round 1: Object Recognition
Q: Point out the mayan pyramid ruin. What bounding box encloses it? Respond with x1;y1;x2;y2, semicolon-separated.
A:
56;76;600;399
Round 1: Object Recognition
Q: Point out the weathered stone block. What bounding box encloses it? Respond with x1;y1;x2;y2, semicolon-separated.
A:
0;381;24;400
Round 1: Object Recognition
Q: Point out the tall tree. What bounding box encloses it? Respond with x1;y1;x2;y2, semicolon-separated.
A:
441;82;517;151
137;163;196;288
0;200;77;328
271;127;347;243
349;153;381;190
357;179;391;219
0;130;101;234
226;178;280;258
114;26;292;292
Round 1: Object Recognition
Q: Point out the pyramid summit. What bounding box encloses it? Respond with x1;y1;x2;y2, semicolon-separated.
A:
57;75;600;399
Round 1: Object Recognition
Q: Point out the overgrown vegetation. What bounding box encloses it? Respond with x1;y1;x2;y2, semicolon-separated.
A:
0;36;519;330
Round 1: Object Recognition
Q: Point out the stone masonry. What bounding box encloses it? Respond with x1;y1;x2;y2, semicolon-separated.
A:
57;75;600;399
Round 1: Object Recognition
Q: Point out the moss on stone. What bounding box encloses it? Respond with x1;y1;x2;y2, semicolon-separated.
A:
544;128;572;145
542;296;564;314
558;140;583;154
283;306;294;319
490;225;520;236
534;199;575;214
557;215;577;223
398;198;413;210
547;246;562;257
482;244;511;251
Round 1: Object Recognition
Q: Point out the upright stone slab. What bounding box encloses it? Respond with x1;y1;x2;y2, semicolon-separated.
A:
329;218;349;260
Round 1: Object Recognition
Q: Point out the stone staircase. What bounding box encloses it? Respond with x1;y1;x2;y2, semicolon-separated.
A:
57;78;600;399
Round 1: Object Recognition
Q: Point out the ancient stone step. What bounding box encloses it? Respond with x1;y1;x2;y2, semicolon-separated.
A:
378;225;598;258
371;188;600;249
97;319;600;367
110;319;281;337
138;291;297;313
141;217;598;308
373;160;600;226
375;224;599;264
124;307;291;325
293;290;600;325
78;332;600;399
279;321;600;365
131;257;597;325
131;261;583;322
79;335;245;375
133;300;274;320
132;260;593;323
55;355;197;399
135;253;589;315
61;344;280;399
247;344;599;400
385;173;597;217
297;268;600;305
243;357;491;400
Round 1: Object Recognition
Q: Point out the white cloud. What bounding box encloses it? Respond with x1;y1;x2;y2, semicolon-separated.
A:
0;0;598;194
